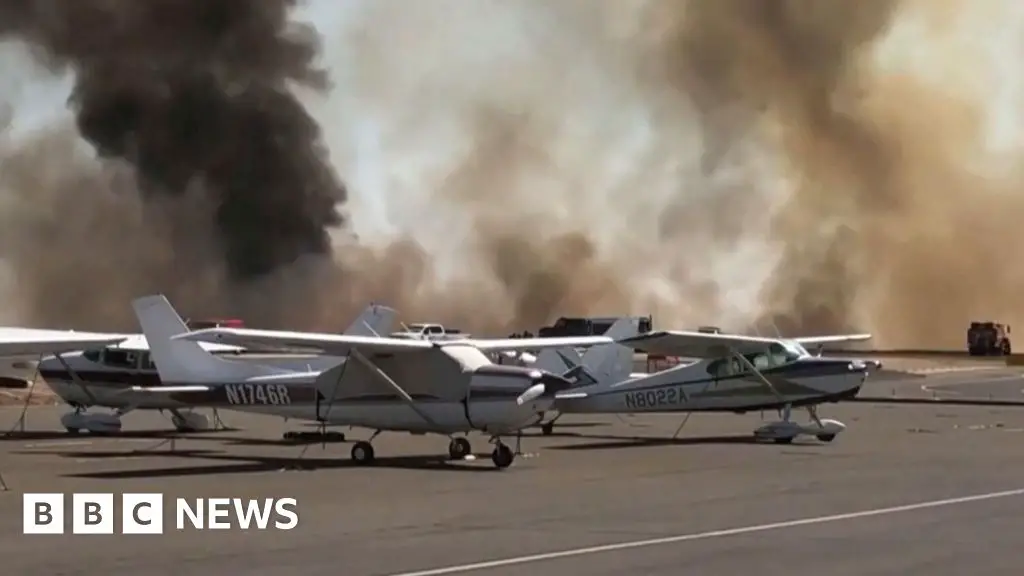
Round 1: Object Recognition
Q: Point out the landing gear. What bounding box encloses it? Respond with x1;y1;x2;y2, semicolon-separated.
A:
169;409;209;433
806;405;845;443
60;409;122;435
753;404;846;444
487;434;520;469
540;412;562;436
349;430;380;465
491;443;514;469
448;437;472;460
351;441;376;465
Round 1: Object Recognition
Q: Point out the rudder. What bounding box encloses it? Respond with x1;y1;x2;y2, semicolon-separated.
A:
580;317;640;384
343;303;397;337
132;295;283;383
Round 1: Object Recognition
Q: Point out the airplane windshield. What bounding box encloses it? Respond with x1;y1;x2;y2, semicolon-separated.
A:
82;349;101;363
760;342;801;367
781;341;812;359
708;342;802;378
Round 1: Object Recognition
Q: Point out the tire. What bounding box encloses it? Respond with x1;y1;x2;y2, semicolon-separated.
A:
350;441;375;465
448;437;471;460
491;445;514;469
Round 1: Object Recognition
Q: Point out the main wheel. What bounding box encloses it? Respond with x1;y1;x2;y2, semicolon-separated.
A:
773;436;794;444
541;422;554;436
816;434;837;442
448;437;471;460
351;441;375;465
491;444;514;469
65;428;80;435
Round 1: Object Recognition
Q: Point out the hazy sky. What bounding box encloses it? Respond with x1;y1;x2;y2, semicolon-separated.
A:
5;0;1024;344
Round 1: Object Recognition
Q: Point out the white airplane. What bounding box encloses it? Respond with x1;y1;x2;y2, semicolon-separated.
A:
550;330;879;443
0;327;131;399
36;304;398;435
144;295;615;469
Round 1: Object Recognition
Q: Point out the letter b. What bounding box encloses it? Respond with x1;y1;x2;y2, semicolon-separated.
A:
73;493;113;534
23;493;64;534
37;502;52;525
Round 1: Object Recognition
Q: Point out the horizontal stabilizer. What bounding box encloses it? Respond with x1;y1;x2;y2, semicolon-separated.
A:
793;334;873;346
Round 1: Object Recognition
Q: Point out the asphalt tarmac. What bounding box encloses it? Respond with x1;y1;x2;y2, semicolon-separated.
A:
0;368;1022;575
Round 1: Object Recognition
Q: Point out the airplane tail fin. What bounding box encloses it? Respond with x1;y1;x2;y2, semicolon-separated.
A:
343;303;397;337
132;295;283;383
578;317;640;384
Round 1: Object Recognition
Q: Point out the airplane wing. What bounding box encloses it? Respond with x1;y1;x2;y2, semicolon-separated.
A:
177;328;436;356
616;330;784;358
450;336;613;352
0;327;129;357
793;334;872;346
179;328;612;356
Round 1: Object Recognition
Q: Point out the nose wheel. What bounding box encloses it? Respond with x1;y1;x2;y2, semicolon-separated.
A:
350;441;376;465
448;437;472;460
491;443;514;469
488;434;519;469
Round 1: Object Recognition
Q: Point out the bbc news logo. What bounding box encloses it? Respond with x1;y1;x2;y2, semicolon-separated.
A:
23;493;299;534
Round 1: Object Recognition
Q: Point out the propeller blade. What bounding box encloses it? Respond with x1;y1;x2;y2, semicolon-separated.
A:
517;383;546;406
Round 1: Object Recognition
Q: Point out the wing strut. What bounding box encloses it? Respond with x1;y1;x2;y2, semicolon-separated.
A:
54;352;98;405
730;348;784;403
348;349;440;428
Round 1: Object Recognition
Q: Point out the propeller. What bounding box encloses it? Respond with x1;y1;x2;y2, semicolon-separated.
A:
516;371;573;406
517;383;547;406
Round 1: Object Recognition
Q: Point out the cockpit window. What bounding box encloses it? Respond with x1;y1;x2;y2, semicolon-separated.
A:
83;349;102;363
707;342;802;378
104;350;137;369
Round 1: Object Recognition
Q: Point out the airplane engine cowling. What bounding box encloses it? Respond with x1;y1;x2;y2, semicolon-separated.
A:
465;367;573;434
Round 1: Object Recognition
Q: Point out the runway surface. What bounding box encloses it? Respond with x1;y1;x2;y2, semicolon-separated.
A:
0;368;1023;575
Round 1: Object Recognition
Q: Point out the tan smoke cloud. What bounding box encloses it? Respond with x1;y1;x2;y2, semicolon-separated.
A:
2;0;1022;348
649;0;1024;347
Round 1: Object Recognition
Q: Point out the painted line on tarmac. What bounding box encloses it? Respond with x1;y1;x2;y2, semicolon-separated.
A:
388;488;1024;576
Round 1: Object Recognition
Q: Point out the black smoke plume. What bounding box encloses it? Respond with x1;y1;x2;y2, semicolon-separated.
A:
0;0;345;327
